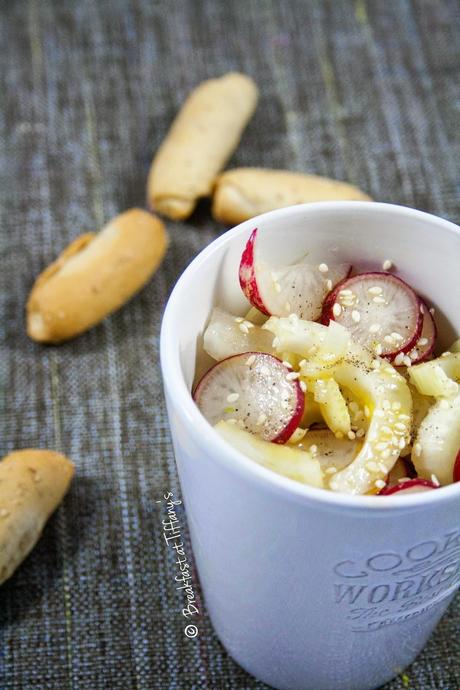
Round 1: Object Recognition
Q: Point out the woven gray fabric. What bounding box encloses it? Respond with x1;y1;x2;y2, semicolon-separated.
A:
0;0;458;688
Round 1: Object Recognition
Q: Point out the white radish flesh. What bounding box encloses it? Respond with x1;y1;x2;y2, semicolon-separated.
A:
322;272;422;359
239;228;350;320
194;352;304;443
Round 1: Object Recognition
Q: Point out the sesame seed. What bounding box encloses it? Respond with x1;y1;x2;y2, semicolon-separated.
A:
368;286;383;295
356;428;365;438
309;444;318;455
289;313;299;323
429;307;435;315
398;438;406;449
417;338;428;347
394;422;406;431
332;303;342;317
381;426;392;435
339;289;353;296
326;279;333;290
239;323;249;334
373;296;387;304
226;393;239;403
382;259;393;270
257;413;267;425
384;335;395;344
245;355;256;366
318;263;329;273
375;479;386;490
347;430;356;440
394;353;405;366
274;282;282;293
299;380;307;393
398;477;411;483
402;356;412;367
381;449;391;459
234;317;244;323
282;360;293;369
374;343;383;355
431;474;440;487
351;310;361;323
349;402;359;412
376;442;388;451
299;359;307;367
325;467;337;474
286;371;300;380
335;432;344;439
409;350;419;360
391;332;403;340
227;418;237;425
369;323;381;333
364;406;370;418
413;442;422;456
392;402;402;411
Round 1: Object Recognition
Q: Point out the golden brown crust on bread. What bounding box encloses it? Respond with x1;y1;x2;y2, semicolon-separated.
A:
0;450;74;585
212;168;372;225
147;73;259;220
27;208;168;343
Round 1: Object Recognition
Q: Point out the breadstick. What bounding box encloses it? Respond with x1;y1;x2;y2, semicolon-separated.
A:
212;168;372;225
147;73;259;220
0;450;74;585
27;208;168;343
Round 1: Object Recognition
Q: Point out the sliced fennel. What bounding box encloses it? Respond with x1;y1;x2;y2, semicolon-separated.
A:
412;394;460;485
409;352;460;398
215;420;324;488
313;378;351;436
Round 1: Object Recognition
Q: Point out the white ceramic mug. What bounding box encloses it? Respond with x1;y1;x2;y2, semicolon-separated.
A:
160;202;460;690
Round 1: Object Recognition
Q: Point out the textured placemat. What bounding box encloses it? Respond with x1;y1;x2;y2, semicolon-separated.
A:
0;0;458;688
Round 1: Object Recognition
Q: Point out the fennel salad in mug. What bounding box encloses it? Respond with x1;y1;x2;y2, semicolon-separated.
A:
193;228;460;497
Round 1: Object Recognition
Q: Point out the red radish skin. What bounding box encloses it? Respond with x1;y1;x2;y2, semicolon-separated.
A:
239;229;269;315
453;450;460;483
379;478;439;495
321;272;422;360
239;228;351;320
406;300;437;364
193;352;305;444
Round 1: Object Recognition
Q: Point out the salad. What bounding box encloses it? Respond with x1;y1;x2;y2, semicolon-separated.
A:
193;228;460;496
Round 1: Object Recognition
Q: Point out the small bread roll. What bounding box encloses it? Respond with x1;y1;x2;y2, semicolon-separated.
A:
27;208;168;343
0;450;74;585
147;73;259;220
212;168;372;225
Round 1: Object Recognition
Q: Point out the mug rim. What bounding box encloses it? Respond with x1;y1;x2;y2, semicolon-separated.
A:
160;201;460;511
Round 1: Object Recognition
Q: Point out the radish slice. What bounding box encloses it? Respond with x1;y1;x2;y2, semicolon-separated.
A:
379;478;439;496
406;301;437;364
321;272;422;360
203;308;274;361
453;450;460;482
193;352;304;443
239;228;350;319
